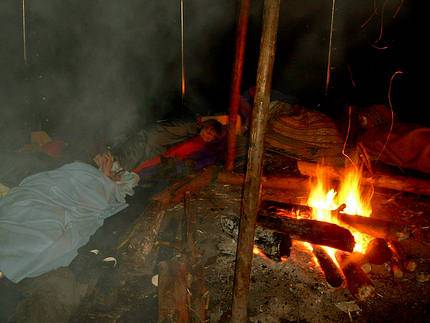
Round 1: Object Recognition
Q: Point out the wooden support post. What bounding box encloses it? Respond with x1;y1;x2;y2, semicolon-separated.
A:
231;1;280;321
226;0;251;171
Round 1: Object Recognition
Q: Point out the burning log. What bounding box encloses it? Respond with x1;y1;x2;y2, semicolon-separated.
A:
364;238;392;265
297;160;430;197
258;210;355;252
333;207;411;241
312;245;344;288
388;241;417;273
336;251;376;301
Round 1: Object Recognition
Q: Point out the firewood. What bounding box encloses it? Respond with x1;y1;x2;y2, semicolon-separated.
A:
158;260;190;322
312;245;344;288
334;209;411;241
217;171;309;191
117;167;216;261
388;241;417;273
297;160;430;197
258;210;355;252
183;194;208;322
336;251;376;301
261;200;312;216
365;238;392;265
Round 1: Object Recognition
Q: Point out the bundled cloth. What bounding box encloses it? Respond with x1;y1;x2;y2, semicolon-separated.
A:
264;101;345;165
0;162;138;283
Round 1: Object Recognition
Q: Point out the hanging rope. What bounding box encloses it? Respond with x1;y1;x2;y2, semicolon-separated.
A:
22;0;27;64
180;0;186;102
324;0;336;95
376;70;403;161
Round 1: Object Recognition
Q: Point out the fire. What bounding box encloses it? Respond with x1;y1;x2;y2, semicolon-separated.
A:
307;164;373;258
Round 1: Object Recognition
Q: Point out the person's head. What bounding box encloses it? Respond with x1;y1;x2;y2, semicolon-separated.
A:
199;119;224;142
358;104;394;129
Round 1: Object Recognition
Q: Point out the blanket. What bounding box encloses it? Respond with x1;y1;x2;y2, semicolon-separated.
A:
0;162;137;283
360;123;430;174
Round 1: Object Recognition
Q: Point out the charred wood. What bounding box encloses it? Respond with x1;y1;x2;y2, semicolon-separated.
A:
258;210;355;252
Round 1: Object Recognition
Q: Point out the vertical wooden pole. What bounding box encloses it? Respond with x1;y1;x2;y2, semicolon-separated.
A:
231;0;280;321
226;0;251;172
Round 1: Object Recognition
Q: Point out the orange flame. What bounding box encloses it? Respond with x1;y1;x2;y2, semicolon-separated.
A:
307;164;373;260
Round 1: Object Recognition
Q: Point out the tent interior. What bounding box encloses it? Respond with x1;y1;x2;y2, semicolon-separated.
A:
1;1;429;322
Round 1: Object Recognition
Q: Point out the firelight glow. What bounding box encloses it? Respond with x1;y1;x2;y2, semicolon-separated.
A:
307;164;373;259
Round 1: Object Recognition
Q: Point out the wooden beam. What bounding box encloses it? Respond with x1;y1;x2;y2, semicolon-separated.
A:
231;0;280;321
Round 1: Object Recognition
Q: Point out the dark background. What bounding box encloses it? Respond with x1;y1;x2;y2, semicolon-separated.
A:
0;0;425;150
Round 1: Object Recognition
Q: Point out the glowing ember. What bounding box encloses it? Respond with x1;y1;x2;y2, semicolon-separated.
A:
307;164;373;258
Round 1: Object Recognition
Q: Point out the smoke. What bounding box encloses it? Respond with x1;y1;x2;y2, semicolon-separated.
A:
0;0;241;152
0;0;422;152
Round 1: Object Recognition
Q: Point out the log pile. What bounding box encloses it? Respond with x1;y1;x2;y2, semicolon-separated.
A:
260;202;421;300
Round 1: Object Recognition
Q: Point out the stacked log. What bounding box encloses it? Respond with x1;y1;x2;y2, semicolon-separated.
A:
333;208;411;241
365;238;392;265
311;245;344;288
388;241;417;273
258;210;355;252
336;251;376;301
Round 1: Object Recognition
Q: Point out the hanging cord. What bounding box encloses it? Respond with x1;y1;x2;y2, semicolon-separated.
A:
180;0;186;104
324;0;336;95
371;0;389;50
393;0;404;19
341;105;358;170
22;0;27;64
361;0;378;29
376;70;403;161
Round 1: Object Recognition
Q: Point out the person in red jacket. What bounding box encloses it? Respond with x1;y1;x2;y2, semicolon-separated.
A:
132;119;225;180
